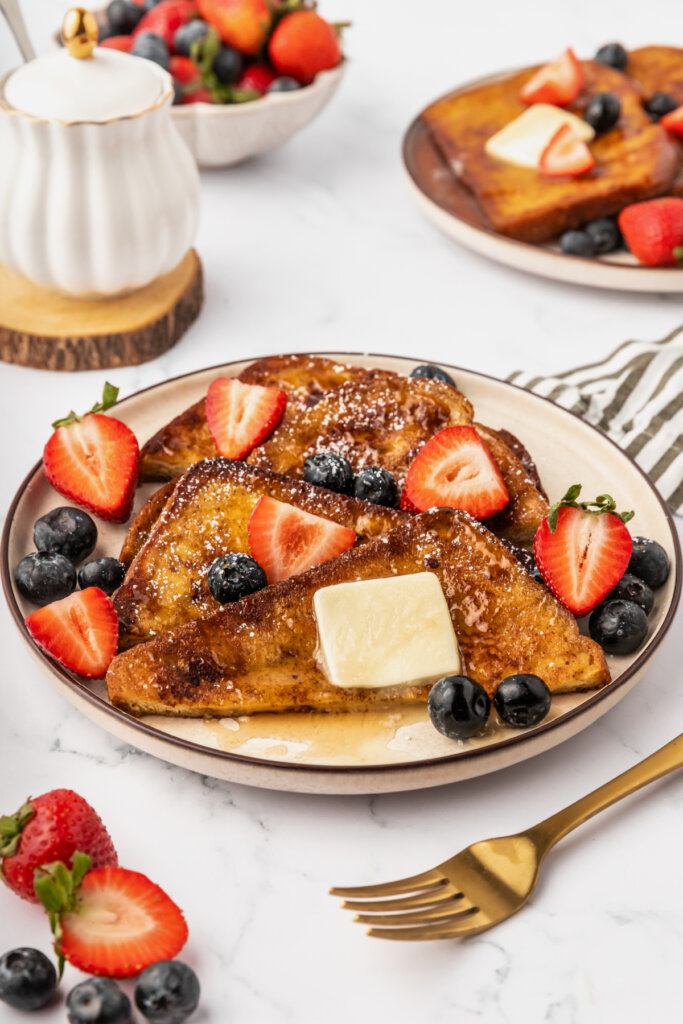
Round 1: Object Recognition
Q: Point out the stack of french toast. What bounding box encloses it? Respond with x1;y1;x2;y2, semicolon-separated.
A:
422;44;683;244
105;354;610;719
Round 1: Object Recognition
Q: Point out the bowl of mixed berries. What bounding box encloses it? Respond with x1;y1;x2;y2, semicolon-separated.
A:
92;0;347;166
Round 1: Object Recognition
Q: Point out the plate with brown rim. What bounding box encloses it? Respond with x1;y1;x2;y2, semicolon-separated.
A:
2;352;680;794
403;73;683;293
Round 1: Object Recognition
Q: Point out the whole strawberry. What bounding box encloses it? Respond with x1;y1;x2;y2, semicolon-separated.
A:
268;10;343;85
43;382;139;524
197;0;271;56
618;197;683;267
133;0;198;48
0;790;117;904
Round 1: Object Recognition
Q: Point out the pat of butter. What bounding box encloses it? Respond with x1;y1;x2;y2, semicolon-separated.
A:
485;104;595;169
313;572;460;690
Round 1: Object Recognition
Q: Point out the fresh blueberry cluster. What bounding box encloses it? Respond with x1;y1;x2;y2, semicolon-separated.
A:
428;672;552;740
303;453;399;508
14;508;125;606
0;948;200;1022
588;536;669;654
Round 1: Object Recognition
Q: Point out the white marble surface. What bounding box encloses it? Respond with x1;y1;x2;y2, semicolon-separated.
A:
1;1;683;1020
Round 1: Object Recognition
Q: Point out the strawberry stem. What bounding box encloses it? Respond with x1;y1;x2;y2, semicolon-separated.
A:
0;799;35;858
673;246;683;262
547;484;634;533
34;851;92;979
52;382;119;429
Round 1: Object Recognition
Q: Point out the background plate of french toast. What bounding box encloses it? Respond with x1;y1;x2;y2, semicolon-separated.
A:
2;353;680;794
404;44;683;290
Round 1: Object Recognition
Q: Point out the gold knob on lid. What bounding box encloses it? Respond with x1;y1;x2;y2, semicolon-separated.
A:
62;7;99;59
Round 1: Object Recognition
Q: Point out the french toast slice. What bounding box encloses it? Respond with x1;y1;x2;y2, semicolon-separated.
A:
247;375;474;485
120;481;176;568
476;424;549;544
106;509;610;717
114;458;405;648
627;46;683;104
138;355;392;482
423;60;681;242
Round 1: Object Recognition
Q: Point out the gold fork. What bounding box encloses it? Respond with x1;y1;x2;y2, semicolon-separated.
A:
331;733;683;941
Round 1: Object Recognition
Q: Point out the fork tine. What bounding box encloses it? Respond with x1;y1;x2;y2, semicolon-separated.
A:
368;912;490;942
353;896;476;928
340;886;461;913
329;869;445;900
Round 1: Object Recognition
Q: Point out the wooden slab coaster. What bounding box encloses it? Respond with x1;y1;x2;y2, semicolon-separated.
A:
0;249;203;372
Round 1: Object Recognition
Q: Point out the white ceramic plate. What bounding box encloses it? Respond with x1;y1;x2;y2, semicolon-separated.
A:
2;353;680;794
402;74;683;292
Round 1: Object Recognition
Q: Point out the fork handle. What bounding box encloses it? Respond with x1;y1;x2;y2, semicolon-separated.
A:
530;733;683;852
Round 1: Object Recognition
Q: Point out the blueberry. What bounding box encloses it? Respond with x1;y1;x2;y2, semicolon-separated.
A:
644;92;678;121
584;217;622;254
594;43;628;71
135;960;200;1023
78;558;126;596
173;19;209;56
352;467;397;507
302;452;354;494
67;977;131;1024
132;32;169;69
34;506;97;563
267;76;301;93
409;364;457;388
106;0;144;34
628;536;670;589
0;948;56;1011
559;230;595;257
589;599;648;654
428;675;490;740
605;572;654;615
213;45;243;84
584;92;621;133
207;553;267;604
15;552;76;606
493;674;551;728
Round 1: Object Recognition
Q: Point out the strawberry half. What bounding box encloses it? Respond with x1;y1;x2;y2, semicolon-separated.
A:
26;588;119;679
660;104;683;138
0;790;117;904
618;197;683;267
401;426;509;519
534;485;634;617
539;124;595;177
35;854;188;978
43;383;139;523
247;496;356;582
519;48;585;107
206;378;286;460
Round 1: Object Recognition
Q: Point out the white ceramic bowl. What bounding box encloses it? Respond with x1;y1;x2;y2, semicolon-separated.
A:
171;62;346;167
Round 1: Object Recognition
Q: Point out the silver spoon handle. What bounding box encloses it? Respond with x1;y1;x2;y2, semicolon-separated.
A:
0;0;35;62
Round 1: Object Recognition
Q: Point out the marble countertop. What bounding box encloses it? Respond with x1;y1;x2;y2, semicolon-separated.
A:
1;1;682;1020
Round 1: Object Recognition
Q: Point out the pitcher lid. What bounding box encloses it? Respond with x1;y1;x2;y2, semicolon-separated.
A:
3;7;170;124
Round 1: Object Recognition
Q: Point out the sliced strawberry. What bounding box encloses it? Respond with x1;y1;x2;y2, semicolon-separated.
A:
206;378;286;459
539;123;595;177
26;588;118;679
400;426;509;519
35;856;188;978
100;35;134;52
43;384;138;523
247;496;356;582
519;48;585;107
534;486;634;617
661;104;683;137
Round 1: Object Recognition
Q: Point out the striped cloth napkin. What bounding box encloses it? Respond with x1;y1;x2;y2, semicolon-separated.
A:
508;325;683;516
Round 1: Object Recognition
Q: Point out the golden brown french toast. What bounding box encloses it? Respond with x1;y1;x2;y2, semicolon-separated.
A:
476;425;549;544
627;46;683;104
114;459;405;648
107;509;609;717
423;60;681;242
138;355;392;482
120;481;176;568
247;375;474;485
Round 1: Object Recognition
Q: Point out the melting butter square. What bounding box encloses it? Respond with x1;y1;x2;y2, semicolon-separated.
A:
313;572;460;690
